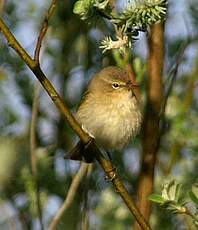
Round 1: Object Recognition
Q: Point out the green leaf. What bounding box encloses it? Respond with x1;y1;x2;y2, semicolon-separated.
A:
148;194;166;204
189;191;198;207
116;0;167;31
73;0;111;21
94;0;109;10
73;0;95;20
162;180;182;202
74;0;167;52
73;0;84;15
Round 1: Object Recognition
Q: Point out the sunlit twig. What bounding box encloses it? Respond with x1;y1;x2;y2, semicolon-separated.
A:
34;0;58;63
49;163;89;230
81;164;93;230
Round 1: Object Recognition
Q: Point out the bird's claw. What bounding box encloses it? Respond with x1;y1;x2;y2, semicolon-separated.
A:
104;167;117;182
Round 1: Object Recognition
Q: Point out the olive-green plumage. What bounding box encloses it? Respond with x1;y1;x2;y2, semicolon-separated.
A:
69;66;142;161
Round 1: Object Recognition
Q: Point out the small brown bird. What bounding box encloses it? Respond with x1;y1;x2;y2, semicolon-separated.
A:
69;66;142;162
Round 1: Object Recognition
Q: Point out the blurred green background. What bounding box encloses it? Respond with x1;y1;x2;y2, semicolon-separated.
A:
0;0;198;229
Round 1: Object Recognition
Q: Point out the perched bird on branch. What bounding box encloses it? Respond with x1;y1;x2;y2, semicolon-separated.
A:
67;66;142;162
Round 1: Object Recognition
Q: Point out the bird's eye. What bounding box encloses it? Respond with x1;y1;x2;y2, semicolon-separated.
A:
112;83;119;89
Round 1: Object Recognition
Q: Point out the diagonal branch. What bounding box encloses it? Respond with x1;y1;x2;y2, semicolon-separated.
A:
0;18;88;142
160;41;188;120
158;41;188;142
0;18;151;230
34;0;58;63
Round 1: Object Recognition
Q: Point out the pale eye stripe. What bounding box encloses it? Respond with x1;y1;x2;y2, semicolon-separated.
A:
101;77;127;87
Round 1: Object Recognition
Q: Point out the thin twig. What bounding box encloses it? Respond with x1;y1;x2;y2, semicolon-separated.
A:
49;163;89;230
0;18;88;142
81;164;93;230
157;41;188;143
30;83;40;175
160;41;188;119
30;82;44;230
34;0;58;63
0;18;151;230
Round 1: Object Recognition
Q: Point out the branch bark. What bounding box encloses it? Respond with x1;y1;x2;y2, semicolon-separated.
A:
134;23;164;229
0;18;151;230
34;0;57;63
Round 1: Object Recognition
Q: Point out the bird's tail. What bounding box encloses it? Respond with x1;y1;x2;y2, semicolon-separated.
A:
64;141;94;163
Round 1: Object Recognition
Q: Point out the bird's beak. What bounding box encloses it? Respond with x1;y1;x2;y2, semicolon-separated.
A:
126;81;139;90
126;81;140;100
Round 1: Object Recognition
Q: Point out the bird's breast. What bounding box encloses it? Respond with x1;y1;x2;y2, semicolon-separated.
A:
77;93;142;150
